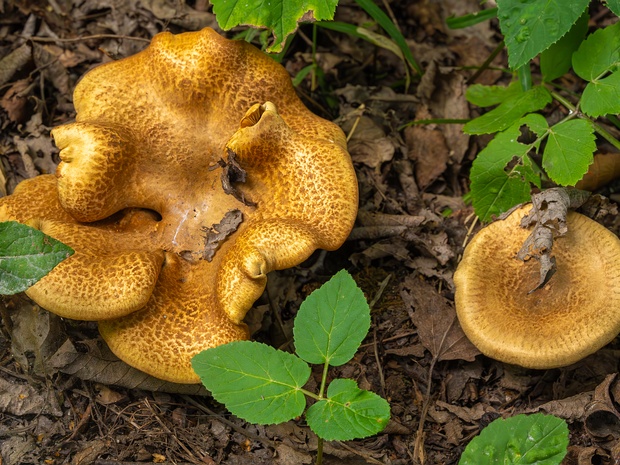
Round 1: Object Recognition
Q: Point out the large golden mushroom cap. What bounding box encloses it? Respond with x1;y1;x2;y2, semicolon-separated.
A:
0;28;358;383
454;204;620;369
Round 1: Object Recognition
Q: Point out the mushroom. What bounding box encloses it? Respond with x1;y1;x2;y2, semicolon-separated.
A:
454;204;620;369
0;28;358;383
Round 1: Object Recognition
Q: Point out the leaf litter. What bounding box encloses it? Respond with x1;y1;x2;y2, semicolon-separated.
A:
1;0;620;464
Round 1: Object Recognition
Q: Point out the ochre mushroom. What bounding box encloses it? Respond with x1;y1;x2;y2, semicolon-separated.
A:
0;28;358;383
454;204;620;369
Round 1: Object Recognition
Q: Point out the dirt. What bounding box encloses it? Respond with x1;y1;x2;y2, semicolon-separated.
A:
1;1;620;464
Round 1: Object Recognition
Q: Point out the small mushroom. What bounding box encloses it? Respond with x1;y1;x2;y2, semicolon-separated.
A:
454;204;620;369
0;28;358;383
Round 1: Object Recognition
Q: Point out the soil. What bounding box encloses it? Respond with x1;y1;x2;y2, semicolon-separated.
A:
1;1;620;464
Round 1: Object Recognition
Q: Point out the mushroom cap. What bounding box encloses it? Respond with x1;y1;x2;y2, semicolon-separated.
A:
454;204;620;369
0;28;358;383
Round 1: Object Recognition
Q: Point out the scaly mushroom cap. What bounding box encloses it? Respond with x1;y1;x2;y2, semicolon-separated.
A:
0;28;358;383
454;204;620;369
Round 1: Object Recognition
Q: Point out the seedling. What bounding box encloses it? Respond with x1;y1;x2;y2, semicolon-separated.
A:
0;221;74;295
445;0;620;221
192;270;390;465
459;413;569;465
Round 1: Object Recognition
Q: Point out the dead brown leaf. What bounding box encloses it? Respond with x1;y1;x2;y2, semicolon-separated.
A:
405;123;449;189
0;79;32;123
400;274;480;362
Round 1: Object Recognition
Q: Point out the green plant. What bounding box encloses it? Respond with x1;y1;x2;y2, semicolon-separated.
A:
210;0;421;91
192;270;390;465
0;221;74;294
459;413;569;465
446;0;620;222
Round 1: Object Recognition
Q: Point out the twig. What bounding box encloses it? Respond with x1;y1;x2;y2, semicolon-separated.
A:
22;34;151;44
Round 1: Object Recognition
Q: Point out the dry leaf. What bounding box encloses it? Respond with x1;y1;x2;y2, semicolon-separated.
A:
400;274;480;362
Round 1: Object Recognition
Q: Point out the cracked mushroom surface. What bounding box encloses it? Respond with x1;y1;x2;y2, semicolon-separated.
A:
454;204;620;369
0;28;358;383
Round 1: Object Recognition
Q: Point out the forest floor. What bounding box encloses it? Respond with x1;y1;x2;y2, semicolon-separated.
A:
1;0;620;464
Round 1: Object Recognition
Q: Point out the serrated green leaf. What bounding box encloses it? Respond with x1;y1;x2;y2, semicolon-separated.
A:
464;86;551;135
306;379;390;441
0;221;74;295
520;112;549;139
497;0;589;70
470;121;542;221
192;341;311;424
580;72;620;117
294;270;370;366
466;81;522;107
605;0;620;16
211;0;338;53
459;413;569;465
543;119;595;186
573;22;620;81
540;12;589;82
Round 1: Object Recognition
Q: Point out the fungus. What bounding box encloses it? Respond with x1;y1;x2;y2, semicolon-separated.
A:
0;28;358;383
454;204;620;369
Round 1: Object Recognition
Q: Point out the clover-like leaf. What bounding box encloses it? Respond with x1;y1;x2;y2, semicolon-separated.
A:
470;116;545;221
459;413;569;465
497;0;589;70
192;341;311;424
573;22;620;82
0;221;74;295
211;0;338;52
580;72;620;117
463;86;551;135
293;270;370;366
543;119;596;186
306;379;390;441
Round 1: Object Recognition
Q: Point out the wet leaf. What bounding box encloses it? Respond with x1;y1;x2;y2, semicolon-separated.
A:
497;0;589;70
540;12;589;82
459;413;569;465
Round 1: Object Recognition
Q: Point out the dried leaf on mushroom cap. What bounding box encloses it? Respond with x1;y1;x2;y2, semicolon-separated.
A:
0;28;358;383
454;204;620;370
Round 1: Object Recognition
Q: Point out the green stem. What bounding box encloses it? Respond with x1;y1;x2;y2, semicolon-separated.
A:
551;90;620;151
607;114;620;131
517;64;532;91
466;39;504;85
316;438;324;465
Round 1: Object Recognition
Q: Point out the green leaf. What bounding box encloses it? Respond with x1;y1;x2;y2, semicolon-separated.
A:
464;86;551;135
540;11;589;82
191;341;311;424
353;0;422;75
465;81;522;107
543;119;596;186
605;0;620;16
459;413;569;465
581;72;620;117
0;221;74;295
210;0;339;53
497;0;589;70
294;270;370;366
306;379;390;441
470;118;543;221
446;7;497;29
573;22;620;81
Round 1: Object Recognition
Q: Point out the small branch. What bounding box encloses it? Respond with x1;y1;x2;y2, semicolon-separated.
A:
22;34;151;43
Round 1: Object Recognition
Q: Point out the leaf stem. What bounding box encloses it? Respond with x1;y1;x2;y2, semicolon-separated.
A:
551;90;620;151
517;64;532;91
466;40;504;85
316;438;324;465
